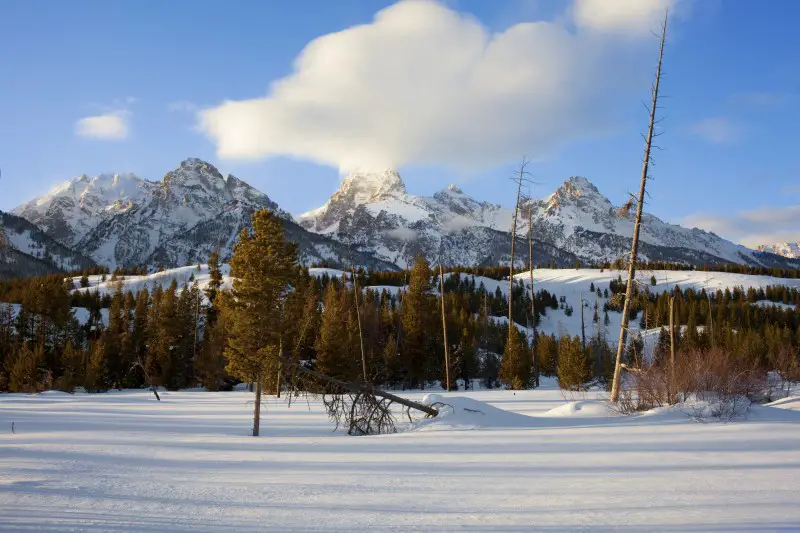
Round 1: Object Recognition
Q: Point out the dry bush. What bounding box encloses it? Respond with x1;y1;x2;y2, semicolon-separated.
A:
615;348;765;420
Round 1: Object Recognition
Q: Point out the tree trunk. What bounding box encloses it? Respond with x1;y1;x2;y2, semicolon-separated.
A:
508;161;525;336
528;203;539;387
352;266;367;382
610;13;668;403
275;337;283;398
669;295;676;404
580;292;586;352
439;263;451;391
253;372;262;437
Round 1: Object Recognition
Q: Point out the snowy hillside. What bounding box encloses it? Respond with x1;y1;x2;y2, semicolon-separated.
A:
758;242;800;259
299;171;799;269
90;264;794;349
0;210;95;278
13;159;396;271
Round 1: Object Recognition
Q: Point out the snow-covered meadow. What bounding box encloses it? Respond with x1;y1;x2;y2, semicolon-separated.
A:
2;382;799;532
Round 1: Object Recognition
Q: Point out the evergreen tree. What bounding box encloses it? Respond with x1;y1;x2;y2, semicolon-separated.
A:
316;281;356;381
400;255;433;389
222;209;298;436
8;343;42;393
499;324;530;389
557;336;591;391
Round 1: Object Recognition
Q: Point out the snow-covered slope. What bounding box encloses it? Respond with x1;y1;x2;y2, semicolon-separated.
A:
758;242;800;259
0;211;95;278
299;172;798;269
13;159;396;271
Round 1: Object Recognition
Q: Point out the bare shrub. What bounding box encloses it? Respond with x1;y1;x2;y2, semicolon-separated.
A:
615;348;765;420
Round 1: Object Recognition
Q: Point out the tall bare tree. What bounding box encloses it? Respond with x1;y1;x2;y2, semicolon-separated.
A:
439;263;451;391
527;200;539;387
508;158;531;335
610;13;669;403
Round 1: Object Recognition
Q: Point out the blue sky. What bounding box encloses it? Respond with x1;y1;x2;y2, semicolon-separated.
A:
1;0;798;247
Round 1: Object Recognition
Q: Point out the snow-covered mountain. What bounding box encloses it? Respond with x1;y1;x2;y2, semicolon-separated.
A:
299;171;798;269
757;242;800;259
0;211;95;278
13;159;396;271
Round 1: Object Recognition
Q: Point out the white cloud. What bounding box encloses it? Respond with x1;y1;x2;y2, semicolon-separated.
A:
572;0;674;36
682;206;800;248
168;101;200;113
730;91;795;108
689;117;743;144
75;110;130;140
199;0;674;173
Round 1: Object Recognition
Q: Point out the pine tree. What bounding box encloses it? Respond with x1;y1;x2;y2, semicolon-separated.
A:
85;340;108;392
222;209;298;436
196;293;229;391
400;255;433;389
9;343;42;393
557;336;591;391
316;281;354;381
205;249;223;326
500;324;530;389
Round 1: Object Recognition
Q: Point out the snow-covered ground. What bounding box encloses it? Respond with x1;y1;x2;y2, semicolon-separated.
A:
1;382;799;532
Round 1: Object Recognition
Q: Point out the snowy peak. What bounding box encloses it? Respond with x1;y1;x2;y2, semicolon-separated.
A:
339;169;406;202
757;242;800;259
544;176;613;215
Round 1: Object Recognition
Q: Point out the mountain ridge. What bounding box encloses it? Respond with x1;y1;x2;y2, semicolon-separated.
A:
12;160;799;272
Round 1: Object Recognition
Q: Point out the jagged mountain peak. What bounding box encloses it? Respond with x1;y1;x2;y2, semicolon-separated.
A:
544;176;612;215
757;242;800;259
339;169;406;201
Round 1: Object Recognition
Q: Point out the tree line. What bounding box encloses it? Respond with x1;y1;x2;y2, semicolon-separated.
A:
1;209;798;398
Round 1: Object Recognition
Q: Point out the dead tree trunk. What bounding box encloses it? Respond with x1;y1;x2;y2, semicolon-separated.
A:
610;13;668;403
527;203;539;388
253;371;262;437
669;295;676;404
439;263;451;391
275;336;283;398
352;265;367;382
580;292;586;352
508;159;527;336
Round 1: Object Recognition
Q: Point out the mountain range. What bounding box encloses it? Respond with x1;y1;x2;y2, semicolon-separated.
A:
757;242;800;259
3;158;798;276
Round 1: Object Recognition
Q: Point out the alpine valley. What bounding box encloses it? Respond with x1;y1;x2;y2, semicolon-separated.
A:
4;158;798;275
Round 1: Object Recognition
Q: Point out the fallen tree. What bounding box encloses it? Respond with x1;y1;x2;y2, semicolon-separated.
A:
279;354;438;435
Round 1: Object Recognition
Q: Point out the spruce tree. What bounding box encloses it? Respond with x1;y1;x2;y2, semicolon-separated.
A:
557;335;591;391
316;281;354;381
500;324;530;389
400;255;433;389
223;209;298;436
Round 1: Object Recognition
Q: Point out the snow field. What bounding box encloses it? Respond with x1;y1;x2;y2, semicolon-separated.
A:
1;381;800;532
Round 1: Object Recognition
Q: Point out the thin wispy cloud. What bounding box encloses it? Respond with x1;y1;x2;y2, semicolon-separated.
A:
682;205;800;248
730;91;795;108
75;97;137;141
75;110;130;140
199;0;676;173
168;101;200;113
689;116;743;144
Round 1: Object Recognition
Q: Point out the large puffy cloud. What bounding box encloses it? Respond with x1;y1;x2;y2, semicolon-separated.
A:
199;0;673;172
683;206;800;248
